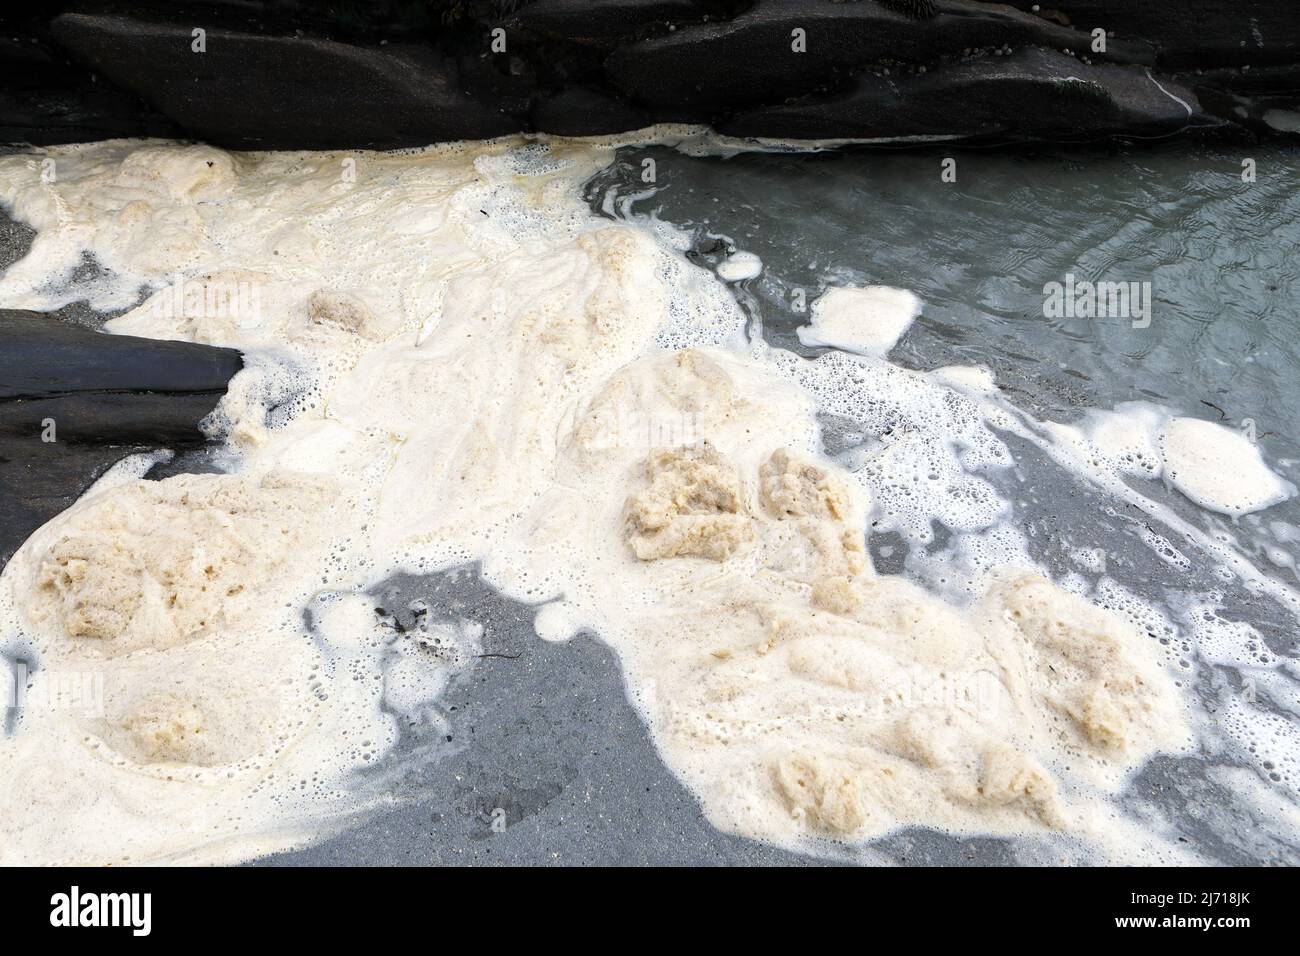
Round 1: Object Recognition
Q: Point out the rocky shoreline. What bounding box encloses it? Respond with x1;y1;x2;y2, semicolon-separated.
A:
1;1;1297;150
0;307;241;566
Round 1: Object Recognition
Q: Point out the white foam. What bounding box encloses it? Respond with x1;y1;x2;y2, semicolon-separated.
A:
715;250;763;282
931;364;997;395
1160;417;1295;516
797;285;922;357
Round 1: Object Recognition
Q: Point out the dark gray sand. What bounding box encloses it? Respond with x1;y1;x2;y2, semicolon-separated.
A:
261;569;1033;866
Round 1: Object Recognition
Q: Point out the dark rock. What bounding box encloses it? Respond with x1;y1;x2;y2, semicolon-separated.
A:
507;0;718;45
721;46;1211;142
0;32;182;144
0;438;145;568
878;0;941;17
1189;73;1300;138
1194;62;1300;99
604;0;1154;117
0;309;242;440
0;309;241;565
50;12;522;149
261;567;827;867
989;0;1300;70
1184;60;1300;135
0;1;1293;153
531;86;651;135
456;48;539;102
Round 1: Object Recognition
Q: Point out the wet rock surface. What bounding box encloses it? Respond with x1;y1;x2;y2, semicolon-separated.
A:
0;0;1295;148
603;0;1154;116
0;308;241;565
722;46;1206;141
996;0;1300;71
50;13;521;149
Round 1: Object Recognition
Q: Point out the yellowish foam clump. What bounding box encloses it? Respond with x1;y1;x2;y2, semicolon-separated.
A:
117;692;209;764
546;347;1187;847
758;448;867;612
621;561;1182;844
29;473;331;655
625;444;750;561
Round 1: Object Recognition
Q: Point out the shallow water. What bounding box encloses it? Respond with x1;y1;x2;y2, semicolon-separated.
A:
590;142;1300;585
591;144;1300;447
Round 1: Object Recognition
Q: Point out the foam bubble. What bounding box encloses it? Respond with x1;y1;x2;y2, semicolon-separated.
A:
1160;417;1295;517
715;250;763;282
796;285;922;357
